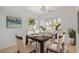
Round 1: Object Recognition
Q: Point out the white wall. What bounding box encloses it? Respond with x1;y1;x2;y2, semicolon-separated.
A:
0;6;38;48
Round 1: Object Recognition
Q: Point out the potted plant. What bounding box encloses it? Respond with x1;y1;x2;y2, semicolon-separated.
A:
68;28;76;45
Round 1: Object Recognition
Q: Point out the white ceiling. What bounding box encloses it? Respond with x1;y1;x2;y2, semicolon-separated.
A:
1;6;77;15
25;6;61;14
25;6;76;15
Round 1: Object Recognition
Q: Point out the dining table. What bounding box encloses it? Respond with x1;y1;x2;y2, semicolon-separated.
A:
26;34;52;53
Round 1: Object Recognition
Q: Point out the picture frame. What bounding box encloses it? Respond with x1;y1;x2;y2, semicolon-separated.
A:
6;16;22;28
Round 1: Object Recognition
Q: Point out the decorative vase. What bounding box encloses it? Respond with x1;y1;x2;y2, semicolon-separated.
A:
70;38;74;45
70;37;76;45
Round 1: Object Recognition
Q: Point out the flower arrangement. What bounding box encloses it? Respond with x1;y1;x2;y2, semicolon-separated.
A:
55;23;61;30
28;18;35;25
39;25;46;35
39;25;46;31
52;19;61;30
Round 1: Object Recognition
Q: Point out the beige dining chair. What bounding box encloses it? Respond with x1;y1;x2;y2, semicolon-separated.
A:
53;32;65;44
16;35;36;53
46;35;63;53
53;32;66;52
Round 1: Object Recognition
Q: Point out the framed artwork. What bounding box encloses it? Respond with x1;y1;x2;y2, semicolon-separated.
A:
6;16;22;28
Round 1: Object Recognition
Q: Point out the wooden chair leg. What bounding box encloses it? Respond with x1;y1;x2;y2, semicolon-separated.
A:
46;48;48;53
30;42;32;45
34;50;36;53
36;42;38;48
17;50;20;53
51;38;53;42
61;43;64;53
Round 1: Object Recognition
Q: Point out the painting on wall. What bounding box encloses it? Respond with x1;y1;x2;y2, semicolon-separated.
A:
6;16;22;28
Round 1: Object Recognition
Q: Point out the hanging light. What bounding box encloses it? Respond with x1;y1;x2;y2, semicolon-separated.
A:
40;6;47;12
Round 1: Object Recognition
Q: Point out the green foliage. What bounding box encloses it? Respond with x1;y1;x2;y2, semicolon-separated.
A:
39;25;46;31
28;18;35;25
68;28;76;39
55;23;61;30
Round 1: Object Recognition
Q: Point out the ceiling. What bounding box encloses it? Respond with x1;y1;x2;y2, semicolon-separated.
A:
1;6;76;15
25;6;77;15
26;6;62;14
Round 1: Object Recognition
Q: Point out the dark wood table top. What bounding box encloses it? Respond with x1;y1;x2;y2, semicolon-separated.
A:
26;34;52;42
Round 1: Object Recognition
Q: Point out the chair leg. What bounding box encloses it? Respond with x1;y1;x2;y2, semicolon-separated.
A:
30;42;32;45
46;48;48;53
34;50;36;53
61;43;64;53
36;42;38;48
17;50;20;53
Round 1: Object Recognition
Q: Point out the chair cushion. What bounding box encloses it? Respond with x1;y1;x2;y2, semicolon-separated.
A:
48;43;58;51
47;43;62;52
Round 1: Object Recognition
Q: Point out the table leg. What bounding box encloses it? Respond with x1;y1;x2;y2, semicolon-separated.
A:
40;42;44;53
26;36;28;45
55;33;57;39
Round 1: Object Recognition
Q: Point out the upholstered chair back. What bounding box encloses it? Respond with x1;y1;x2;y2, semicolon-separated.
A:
57;35;63;52
16;35;25;52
